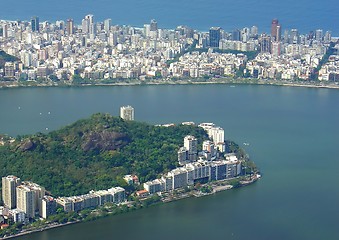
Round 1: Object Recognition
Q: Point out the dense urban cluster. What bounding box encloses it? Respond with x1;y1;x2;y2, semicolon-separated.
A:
142;123;242;196
319;54;339;81
0;175;126;226
0;16;338;83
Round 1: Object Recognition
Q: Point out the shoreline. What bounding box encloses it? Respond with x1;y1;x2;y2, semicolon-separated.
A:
2;221;79;239
1;175;259;239
0;79;339;90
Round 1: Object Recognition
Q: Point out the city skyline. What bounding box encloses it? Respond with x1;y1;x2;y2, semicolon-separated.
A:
1;15;336;37
1;14;337;84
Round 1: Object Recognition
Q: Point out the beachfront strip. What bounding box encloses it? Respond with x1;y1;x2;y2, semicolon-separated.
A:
1;17;339;83
0;121;247;229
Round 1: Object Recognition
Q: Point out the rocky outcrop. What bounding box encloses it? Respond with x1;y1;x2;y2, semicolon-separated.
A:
81;130;130;152
18;139;36;151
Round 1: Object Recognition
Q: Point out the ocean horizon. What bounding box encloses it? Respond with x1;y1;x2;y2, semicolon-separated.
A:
1;0;338;35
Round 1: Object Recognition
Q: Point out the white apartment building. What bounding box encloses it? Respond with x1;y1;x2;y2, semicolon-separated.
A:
2;175;21;209
120;105;134;121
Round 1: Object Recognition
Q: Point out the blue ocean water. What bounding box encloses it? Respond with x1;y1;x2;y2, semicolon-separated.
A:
1;0;339;35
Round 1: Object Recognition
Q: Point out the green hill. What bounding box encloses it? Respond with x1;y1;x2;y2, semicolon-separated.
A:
0;113;210;196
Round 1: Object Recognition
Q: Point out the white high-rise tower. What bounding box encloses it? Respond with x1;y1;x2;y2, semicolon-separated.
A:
120;105;134;121
2;175;21;209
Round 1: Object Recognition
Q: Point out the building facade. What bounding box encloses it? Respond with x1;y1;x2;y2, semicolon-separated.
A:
120;105;134;121
184;135;198;161
16;185;35;218
271;19;281;42
31;16;39;32
209;27;221;48
40;196;56;219
2;175;21;209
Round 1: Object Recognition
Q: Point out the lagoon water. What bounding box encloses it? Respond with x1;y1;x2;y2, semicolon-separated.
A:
1;0;339;35
0;84;339;239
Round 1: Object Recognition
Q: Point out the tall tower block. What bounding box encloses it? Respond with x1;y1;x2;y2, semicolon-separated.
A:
120;105;134;121
2;175;21;209
271;19;281;42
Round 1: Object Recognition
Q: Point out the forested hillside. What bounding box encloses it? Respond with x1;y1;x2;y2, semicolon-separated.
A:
0;113;209;196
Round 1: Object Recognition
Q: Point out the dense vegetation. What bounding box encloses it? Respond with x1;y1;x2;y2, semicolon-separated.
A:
0;113;209;197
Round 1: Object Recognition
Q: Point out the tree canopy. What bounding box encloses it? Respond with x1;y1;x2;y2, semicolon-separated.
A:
0;113;209;197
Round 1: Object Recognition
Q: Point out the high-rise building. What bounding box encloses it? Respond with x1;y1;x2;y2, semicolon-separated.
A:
232;29;241;41
109;32;118;46
82;19;88;34
324;31;331;43
250;26;258;37
259;34;271;53
290;29;299;44
271;19;281;42
315;29;323;41
184;135;198;161
2;24;8;38
208;127;224;145
209;27;221;48
120;105;134;121
31;16;39;32
271;41;281;57
66;19;74;35
149;20;158;39
40;196;56;219
150;19;158;31
283;29;289;43
144;24;151;37
178;147;188;165
55;20;64;31
86;14;94;25
104;18;112;33
2;175;21;209
16;185;35;218
16;181;45;218
307;31;314;40
184;135;197;154
82;14;94;34
89;22;97;39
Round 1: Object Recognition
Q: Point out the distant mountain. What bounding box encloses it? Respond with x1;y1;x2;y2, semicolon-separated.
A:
0;113;209;196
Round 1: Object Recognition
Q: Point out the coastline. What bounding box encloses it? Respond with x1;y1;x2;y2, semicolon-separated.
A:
2;221;80;240
1;175;259;239
0;78;339;90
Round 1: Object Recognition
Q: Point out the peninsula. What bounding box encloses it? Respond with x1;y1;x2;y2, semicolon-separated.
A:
0;113;259;238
